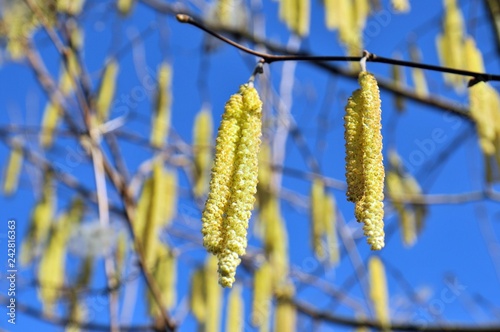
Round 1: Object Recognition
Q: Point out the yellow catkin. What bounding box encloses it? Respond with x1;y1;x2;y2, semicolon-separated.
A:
162;169;177;226
64;197;85;234
217;85;262;287
41;51;81;148
410;46;428;97
38;230;64;315
41;195;85;308
296;0;311;37
117;0;135;15
261;194;289;287
311;178;339;263
3;2;54;59
202;92;244;254
257;141;272;195
61;50;81;95
412;68;428;97
215;0;233;26
57;0;85;15
274;283;296;332
3;141;23;196
387;171;416;245
464;37;484;72
190;268;207;322
134;177;153;241
325;0;346;30
311;178;326;259
96;58;119;123
150;62;172;149
256;141;273;235
69;24;84;50
465;37;497;155
205;256;222;332
345;72;385;250
344;89;364;203
251;261;273;331
391;53;405;112
201;84;262;287
38;197;82;315
193;107;214;198
392;0;410;13
325;0;369;58
401;175;425;232
436;0;465;88
470;83;495;155
386;150;426;246
21;171;56;265
279;0;310;36
40;102;62;148
225;284;244;332
324;194;339;265
369;256;390;329
147;244;176;318
353;0;370;29
358;72;385;250
143;160;166;266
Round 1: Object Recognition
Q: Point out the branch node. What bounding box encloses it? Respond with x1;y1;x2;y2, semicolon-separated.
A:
468;75;487;87
248;61;265;84
176;14;191;23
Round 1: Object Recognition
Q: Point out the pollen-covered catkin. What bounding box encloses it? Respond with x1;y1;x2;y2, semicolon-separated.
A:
201;93;244;254
150;62;172;149
358;72;385;250
96;58;119;123
225;284;244;332
369;256;390;329
3;140;23;195
201;84;262;287
436;0;465;88
193;107;213;198
217;85;262;287
344;72;385;250
344;89;364;203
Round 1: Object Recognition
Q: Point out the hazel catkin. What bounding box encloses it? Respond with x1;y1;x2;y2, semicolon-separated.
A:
344;72;385;250
201;84;262;287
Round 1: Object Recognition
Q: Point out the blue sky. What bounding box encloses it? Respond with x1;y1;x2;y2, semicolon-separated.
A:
1;0;500;331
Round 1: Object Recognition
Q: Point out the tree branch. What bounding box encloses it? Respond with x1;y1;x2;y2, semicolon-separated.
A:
293;298;500;331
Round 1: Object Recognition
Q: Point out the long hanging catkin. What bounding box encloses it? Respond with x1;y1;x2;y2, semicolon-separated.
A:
344;72;385;250
201;84;262;287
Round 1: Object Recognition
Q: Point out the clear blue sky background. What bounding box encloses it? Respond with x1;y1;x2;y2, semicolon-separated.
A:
1;0;500;331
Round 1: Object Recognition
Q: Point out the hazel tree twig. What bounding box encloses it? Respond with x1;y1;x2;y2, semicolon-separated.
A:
175;14;500;86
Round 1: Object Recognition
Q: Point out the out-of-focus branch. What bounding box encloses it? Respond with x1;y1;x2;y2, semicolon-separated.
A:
21;7;176;328
292;297;500;331
0;295;154;331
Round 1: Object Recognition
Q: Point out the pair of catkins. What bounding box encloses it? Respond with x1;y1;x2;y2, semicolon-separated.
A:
201;72;384;287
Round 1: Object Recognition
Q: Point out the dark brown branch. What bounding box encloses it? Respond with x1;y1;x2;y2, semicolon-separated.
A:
175;14;500;85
